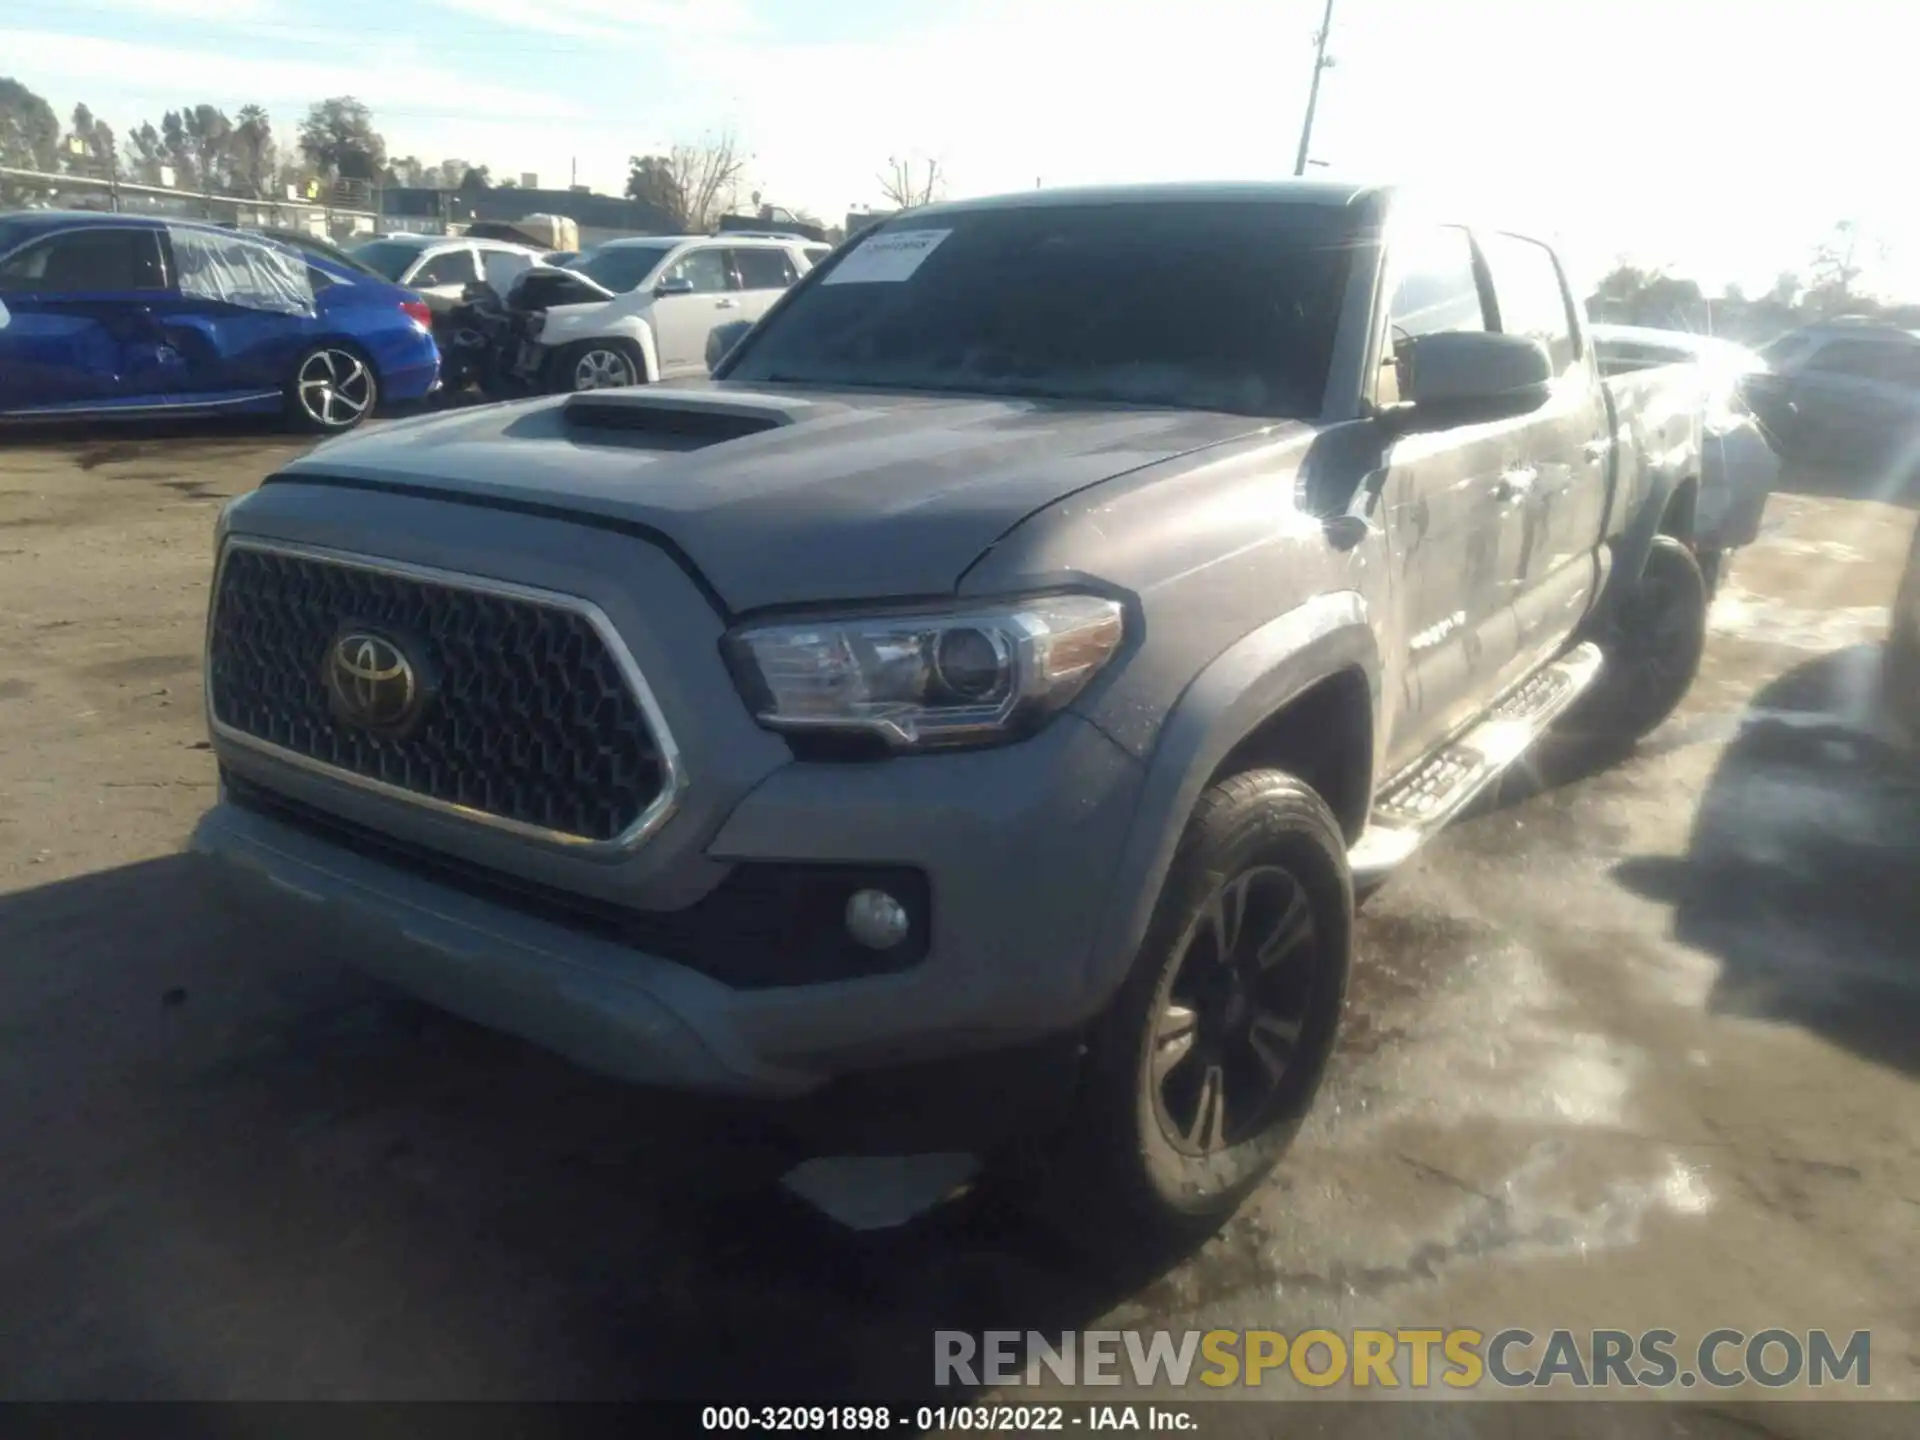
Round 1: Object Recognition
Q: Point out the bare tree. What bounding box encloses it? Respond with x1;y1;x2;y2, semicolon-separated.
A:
878;155;943;210
1803;220;1888;318
625;131;747;232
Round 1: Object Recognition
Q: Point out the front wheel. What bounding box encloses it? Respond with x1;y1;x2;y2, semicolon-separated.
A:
1030;770;1353;1252
287;344;378;433
552;340;642;393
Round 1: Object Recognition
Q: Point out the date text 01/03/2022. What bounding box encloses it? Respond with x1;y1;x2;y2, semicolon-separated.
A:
699;1404;1198;1431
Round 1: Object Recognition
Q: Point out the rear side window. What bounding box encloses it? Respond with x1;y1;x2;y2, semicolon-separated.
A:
0;227;167;293
1388;224;1486;342
1482;232;1579;373
802;244;833;270
733;246;800;290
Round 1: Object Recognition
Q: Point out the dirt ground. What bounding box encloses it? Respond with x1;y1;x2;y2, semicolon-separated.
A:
2;418;1918;1422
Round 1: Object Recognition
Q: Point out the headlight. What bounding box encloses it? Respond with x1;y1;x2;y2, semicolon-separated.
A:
723;594;1126;750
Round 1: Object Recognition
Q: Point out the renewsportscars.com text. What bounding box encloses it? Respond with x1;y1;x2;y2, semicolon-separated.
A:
934;1328;1871;1391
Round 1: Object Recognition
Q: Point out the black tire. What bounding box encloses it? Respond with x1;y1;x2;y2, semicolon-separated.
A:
286;343;378;433
550;339;644;393
1031;769;1352;1252
1573;534;1708;744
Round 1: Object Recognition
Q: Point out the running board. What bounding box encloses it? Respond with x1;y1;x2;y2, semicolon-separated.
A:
1348;642;1604;882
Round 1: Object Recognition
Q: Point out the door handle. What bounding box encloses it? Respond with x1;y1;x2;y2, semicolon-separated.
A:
715;298;739;309
1496;467;1537;504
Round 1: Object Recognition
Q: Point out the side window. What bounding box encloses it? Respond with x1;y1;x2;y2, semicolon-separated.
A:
411;248;478;287
481;248;532;294
1481;232;1579;373
1388;224;1486;343
659;247;734;294
1804;340;1920;385
0;228;165;293
733;246;800;290
307;265;336;293
802;245;833;271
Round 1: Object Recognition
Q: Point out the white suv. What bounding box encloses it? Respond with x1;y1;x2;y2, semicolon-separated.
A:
526;235;817;391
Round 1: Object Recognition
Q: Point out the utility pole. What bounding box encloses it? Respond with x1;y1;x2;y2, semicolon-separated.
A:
1292;0;1337;177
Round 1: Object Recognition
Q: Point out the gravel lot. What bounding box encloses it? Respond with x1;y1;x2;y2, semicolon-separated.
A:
2;417;1917;1418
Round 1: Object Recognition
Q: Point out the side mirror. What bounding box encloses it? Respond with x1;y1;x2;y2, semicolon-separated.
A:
707;319;755;376
655;275;695;297
1382;331;1553;434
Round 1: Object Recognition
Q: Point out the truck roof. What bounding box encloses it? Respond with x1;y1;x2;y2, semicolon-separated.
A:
905;179;1390;220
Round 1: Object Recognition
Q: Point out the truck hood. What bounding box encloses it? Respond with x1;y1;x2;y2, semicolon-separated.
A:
280;386;1282;613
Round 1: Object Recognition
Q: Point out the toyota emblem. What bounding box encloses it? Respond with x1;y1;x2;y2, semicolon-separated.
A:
324;628;430;734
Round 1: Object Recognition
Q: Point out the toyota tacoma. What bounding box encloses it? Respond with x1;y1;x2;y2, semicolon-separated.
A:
194;183;1708;1243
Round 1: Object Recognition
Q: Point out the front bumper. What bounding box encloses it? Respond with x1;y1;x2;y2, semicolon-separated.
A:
194;708;1145;1099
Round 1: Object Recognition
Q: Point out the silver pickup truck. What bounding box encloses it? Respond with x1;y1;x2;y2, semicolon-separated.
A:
194;182;1707;1244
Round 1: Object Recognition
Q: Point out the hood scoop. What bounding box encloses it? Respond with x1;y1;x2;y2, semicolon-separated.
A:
561;388;808;445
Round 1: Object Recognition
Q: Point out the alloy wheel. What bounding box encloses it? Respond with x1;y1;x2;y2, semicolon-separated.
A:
297;348;374;429
572;347;635;390
1150;865;1317;1156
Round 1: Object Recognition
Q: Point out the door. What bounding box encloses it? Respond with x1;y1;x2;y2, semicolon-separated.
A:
0;225;172;413
135;228;316;402
405;245;480;316
1374;223;1524;772
649;246;739;377
1477;231;1612;680
729;245;801;322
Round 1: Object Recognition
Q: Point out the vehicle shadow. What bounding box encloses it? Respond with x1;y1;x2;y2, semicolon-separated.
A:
0;854;1185;1400
1610;645;1920;1078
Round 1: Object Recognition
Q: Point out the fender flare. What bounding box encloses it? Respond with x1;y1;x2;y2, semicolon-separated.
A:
1600;463;1690;624
544;314;659;383
1080;590;1381;1000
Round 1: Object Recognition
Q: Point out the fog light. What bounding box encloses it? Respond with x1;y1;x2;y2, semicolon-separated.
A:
845;888;910;950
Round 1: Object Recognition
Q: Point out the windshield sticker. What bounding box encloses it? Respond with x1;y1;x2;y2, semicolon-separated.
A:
822;229;951;285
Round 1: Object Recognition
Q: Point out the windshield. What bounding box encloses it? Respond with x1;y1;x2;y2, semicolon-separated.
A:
346;239;429;281
723;201;1357;416
569;243;678;292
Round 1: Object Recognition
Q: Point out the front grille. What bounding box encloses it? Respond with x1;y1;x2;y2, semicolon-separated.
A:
207;544;669;845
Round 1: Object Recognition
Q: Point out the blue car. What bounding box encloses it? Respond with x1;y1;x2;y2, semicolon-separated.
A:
0;212;439;432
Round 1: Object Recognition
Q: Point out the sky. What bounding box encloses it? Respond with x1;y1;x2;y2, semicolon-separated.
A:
3;0;1915;296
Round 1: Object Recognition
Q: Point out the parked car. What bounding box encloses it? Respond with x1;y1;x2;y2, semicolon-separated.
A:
518;233;817;390
193;182;1708;1244
1744;321;1920;470
1591;323;1780;591
347;233;547;317
0;212;438;432
222;223;386;281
